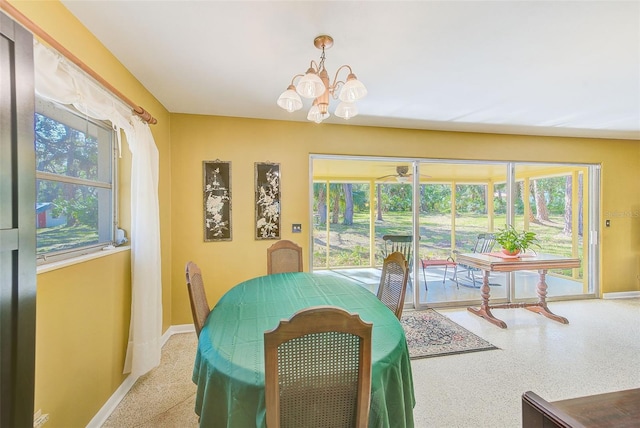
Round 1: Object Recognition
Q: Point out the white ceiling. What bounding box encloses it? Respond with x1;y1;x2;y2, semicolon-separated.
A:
61;0;640;140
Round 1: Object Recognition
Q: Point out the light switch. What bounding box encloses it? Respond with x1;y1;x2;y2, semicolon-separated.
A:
292;224;302;233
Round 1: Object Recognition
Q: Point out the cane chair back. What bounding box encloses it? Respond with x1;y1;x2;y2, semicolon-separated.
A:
264;306;372;428
267;240;303;274
185;261;211;337
376;252;409;320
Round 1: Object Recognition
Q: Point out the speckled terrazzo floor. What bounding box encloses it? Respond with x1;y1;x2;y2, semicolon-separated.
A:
104;298;640;427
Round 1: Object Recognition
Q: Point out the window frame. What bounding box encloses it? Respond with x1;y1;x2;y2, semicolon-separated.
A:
35;97;118;265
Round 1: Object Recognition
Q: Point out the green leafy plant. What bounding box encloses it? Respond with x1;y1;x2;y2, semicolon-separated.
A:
495;225;540;254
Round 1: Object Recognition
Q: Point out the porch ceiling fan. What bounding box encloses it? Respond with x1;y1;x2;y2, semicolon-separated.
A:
376;165;430;182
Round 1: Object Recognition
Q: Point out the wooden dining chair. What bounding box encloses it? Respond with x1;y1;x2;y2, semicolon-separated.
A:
264;306;372;428
185;261;211;337
452;233;496;287
376;252;409;320
381;234;413;288
267;239;303;274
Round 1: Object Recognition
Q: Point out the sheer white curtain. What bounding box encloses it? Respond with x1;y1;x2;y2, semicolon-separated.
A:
34;41;162;376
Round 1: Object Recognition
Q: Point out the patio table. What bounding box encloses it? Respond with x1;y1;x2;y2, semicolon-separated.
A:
457;252;581;328
192;272;415;427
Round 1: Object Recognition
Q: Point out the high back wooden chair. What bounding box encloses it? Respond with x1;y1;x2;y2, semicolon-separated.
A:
452;233;496;286
381;234;412;264
185;261;211;337
264;306;372;428
381;234;413;287
267;240;303;274
376;252;409;320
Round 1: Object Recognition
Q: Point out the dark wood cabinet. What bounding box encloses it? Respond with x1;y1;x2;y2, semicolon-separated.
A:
522;389;640;428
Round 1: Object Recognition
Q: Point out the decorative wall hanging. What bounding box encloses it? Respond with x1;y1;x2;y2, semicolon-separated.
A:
203;160;231;241
255;162;280;239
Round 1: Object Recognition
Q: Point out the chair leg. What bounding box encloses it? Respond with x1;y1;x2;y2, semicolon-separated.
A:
422;264;428;291
445;265;459;289
470;269;481;287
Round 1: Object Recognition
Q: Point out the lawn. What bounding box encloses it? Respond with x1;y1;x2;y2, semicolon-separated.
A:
37;224;99;254
313;211;583;277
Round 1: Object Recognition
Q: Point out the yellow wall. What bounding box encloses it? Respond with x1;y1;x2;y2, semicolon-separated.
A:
10;0;173;426
170;114;640;325
35;252;131;427
8;0;640;426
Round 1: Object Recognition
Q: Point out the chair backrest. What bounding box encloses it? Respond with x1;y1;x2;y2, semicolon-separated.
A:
185;261;211;337
472;233;496;254
267;240;303;274
264;306;372;428
376;252;409;320
382;234;412;264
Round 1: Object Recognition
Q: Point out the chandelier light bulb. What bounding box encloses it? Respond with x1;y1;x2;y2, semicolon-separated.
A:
276;85;303;112
334;101;358;120
339;73;368;102
307;104;322;122
296;69;325;99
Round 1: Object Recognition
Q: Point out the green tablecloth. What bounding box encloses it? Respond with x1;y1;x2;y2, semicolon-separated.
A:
193;272;415;427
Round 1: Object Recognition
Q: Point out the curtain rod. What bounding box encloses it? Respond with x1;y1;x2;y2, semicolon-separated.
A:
0;0;157;125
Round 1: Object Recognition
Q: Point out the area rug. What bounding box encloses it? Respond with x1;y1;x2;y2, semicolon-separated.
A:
401;310;498;359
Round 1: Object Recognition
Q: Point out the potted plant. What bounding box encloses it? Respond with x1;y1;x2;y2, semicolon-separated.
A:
494;225;540;256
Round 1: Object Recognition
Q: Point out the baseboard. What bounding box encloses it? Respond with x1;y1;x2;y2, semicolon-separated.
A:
602;291;640;299
88;324;196;427
86;374;139;428
165;323;196;338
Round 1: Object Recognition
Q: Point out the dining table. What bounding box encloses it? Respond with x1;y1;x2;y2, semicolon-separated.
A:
192;272;415;427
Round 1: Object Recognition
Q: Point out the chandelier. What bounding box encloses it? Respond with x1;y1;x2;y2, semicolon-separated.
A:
276;35;367;123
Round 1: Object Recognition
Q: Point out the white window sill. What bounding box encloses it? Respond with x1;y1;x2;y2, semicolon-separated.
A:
37;246;131;274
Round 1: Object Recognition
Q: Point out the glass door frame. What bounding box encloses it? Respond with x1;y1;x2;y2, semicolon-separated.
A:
310;155;600;310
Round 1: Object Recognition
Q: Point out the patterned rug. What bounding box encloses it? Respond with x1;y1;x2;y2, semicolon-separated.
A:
401;310;498;359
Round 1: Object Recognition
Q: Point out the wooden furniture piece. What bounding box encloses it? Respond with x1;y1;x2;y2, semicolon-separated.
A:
264;306;372;428
452;233;496;287
381;234;412;262
267;239;303;274
522;388;640;428
456;252;580;328
185;261;211;337
420;257;458;290
192;272;415;427
376;252;409;319
381;234;413;286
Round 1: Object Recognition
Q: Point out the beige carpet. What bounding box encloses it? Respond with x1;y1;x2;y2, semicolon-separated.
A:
102;333;199;427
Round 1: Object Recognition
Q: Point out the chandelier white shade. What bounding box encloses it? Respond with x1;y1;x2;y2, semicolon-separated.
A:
297;71;325;99
276;85;303;112
277;35;367;123
334;101;358;119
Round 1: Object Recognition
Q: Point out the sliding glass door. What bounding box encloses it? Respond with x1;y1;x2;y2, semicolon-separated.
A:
311;156;599;310
416;161;508;307
510;164;594;300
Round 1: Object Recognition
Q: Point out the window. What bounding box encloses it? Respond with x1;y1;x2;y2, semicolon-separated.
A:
35;97;116;263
